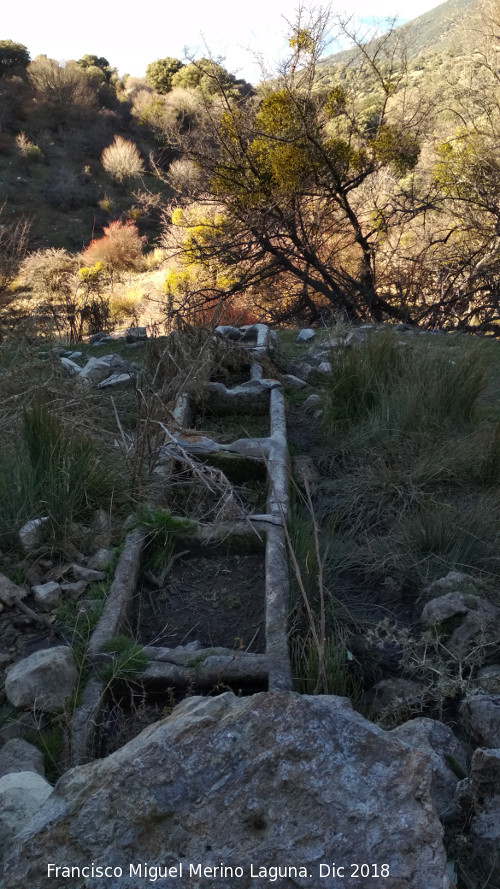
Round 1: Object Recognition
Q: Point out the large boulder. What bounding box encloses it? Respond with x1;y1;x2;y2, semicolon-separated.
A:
390;717;467;820
4;647;78;713
0;772;52;854
1;692;450;889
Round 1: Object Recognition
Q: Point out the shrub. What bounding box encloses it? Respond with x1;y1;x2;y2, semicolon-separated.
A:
81;220;146;272
101;135;144;183
0;402;126;552
15;132;44;163
27;57;98;127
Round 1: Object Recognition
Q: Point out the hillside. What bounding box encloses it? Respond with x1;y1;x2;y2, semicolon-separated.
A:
316;0;475;78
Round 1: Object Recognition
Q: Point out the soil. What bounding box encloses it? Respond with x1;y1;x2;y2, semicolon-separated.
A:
135;552;266;652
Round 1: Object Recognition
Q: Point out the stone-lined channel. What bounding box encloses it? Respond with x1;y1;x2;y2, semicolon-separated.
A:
71;324;292;764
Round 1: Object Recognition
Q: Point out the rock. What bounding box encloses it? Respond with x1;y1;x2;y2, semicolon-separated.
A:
460;694;500;747
214;325;242;340
5;647;78;713
59;356;81;375
0;572;27;607
296;328;315;342
0;692;448;889
282;373;307;389
0;772;52;855
88;331;108;344
0;739;45;779
344;329;369;346
87;548;113;571
317;360;332;374
31;581;61;611
18;517;49;553
0;712;39;744
426;571;477;593
303;393;321;411
476;664;500;694
421;592;470;627
125;326;147;343
457;748;500;882
289;361;314;380
390;717;467;820
60;580;88;599
363;678;425;720
79;354;130;385
97;372;135;389
66;351;83;359
394;323;414;331
71;564;106;582
421;590;500;659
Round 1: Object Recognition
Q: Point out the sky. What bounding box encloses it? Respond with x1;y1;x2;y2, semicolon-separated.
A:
3;0;446;84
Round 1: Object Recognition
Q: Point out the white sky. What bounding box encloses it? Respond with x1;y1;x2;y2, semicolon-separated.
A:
2;0;445;84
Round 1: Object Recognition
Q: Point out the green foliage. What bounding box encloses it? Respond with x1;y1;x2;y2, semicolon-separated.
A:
135;504;195;574
170;58;247;99
323;330;484;437
77;54;116;83
318;331;500;593
0;40;30;75
0;402;126;552
145;57;183;94
100;635;148;684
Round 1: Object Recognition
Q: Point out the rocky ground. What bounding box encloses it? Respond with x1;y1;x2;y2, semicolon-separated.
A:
0;324;499;888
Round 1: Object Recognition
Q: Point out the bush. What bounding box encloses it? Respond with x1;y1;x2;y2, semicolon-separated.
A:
81;220;146;272
15;132;44;163
0;402;126;552
101;135;144;183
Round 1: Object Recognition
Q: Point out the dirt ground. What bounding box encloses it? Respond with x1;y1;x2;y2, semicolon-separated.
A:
135;552;266;652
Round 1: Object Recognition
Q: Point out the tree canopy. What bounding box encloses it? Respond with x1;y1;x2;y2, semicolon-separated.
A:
145;57;184;94
162;12;427;323
0;40;30;76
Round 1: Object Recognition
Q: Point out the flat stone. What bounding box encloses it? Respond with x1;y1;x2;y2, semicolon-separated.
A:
97;372;135;389
60;357;81;375
71;565;106;582
282;373;307;389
